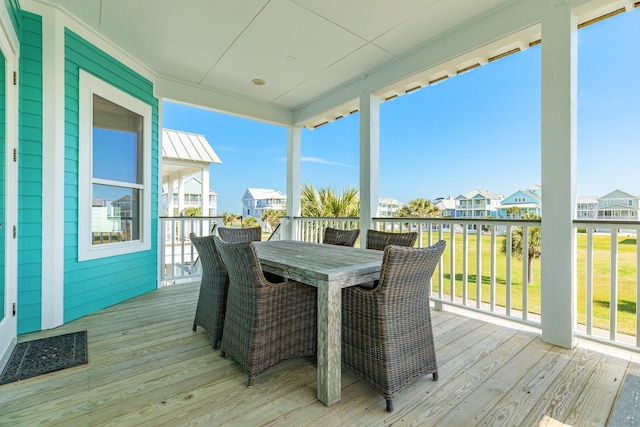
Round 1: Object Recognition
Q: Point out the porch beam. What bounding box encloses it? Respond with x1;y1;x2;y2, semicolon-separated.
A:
359;94;380;245
540;3;577;349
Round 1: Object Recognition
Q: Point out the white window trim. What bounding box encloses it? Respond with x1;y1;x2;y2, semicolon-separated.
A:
78;70;152;261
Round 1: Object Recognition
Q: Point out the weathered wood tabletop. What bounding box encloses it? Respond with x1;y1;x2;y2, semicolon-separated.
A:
254;240;384;406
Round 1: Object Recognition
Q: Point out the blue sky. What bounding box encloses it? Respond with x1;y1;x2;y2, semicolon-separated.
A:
162;9;640;215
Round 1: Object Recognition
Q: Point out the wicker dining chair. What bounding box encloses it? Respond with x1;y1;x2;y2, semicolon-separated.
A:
342;240;447;412
365;229;418;250
322;227;360;247
189;232;229;349
218;226;262;243
214;237;317;387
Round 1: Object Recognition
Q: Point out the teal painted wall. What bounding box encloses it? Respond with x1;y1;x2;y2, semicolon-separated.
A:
63;29;159;322
17;11;43;334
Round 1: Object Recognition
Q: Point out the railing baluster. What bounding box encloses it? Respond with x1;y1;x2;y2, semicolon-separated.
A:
522;225;529;321
450;225;456;303
477;225;482;309
610;228;618;342
490;225;496;313
506;225;512;317
438;225;444;301
463;226;468;305
586;227;593;336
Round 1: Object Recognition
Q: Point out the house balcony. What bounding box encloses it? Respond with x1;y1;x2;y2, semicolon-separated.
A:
1;279;632;425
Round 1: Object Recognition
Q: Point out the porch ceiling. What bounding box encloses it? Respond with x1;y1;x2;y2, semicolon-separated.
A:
39;0;633;128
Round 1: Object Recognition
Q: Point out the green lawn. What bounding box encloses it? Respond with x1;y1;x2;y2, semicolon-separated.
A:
424;231;637;336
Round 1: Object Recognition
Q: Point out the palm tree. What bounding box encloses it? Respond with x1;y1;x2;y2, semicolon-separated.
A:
222;212;238;226
501;213;541;284
262;208;285;230
506;206;522;219
241;216;259;228
394;198;440;218
300;182;359;217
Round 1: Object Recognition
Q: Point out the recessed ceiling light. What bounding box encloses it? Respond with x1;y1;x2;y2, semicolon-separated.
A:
252;78;266;86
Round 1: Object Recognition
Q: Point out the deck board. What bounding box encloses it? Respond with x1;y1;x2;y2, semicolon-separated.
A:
0;281;635;426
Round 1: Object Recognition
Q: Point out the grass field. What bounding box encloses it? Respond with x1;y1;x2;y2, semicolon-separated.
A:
424;231;638;336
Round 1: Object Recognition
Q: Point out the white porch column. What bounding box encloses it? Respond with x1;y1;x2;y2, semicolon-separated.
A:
177;177;185;216
200;167;210;216
285;126;301;240
540;4;577;349
41;8;65;329
359;93;380;247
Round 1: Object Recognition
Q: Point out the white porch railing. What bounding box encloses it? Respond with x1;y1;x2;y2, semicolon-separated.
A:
573;220;640;350
369;217;542;328
158;215;640;352
160;216;223;284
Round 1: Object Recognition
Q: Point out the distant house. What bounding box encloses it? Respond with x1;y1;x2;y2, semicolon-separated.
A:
242;188;287;229
455;189;504;218
162;129;222;217
498;185;542;218
163;175;218;216
596;190;640;220
434;196;456;218
576;196;598;219
378;198;404;217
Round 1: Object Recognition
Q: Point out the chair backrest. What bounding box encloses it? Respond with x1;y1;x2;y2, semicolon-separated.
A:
218;226;262;243
213;236;267;292
189;232;226;275
377;240;447;296
366;229;418;251
323;227;360;247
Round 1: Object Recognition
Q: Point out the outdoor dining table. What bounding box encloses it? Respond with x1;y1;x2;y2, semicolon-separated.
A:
253;239;384;406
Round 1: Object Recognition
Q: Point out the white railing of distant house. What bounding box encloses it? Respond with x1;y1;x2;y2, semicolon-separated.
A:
160;216;223;284
572;220;640;351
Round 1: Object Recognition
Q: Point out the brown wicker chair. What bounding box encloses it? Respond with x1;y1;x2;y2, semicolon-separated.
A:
214;237;317;387
189;233;229;349
342;240;447;412
218;226;262;243
366;229;418;250
322;227;360;247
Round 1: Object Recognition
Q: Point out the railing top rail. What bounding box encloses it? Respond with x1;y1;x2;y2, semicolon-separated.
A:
373;217;541;226
573;219;640;227
293;216;359;221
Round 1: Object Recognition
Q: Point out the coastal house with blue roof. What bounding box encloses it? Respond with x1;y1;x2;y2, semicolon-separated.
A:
498;184;542;218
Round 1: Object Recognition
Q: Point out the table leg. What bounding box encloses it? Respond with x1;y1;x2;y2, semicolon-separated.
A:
316;279;342;406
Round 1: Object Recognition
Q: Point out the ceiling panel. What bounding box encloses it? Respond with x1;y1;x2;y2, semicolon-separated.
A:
198;0;368;104
294;0;438;42
99;0;269;84
373;0;511;55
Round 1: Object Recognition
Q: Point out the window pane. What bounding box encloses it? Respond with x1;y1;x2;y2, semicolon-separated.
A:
91;184;140;245
93;95;143;183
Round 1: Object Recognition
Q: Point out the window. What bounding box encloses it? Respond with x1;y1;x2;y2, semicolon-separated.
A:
78;71;152;261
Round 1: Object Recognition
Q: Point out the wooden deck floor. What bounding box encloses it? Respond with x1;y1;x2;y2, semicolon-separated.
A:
1;282;638;426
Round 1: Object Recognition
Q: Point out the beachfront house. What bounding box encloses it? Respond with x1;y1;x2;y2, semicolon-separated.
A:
596;189;640;220
377;197;404;217
576;195;598;219
3;0;640;423
242;188;287;228
498;184;542;218
455;189;504;218
163;176;218;217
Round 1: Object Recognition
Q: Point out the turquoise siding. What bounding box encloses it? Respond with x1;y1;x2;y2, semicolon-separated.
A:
0;48;5;319
17;11;43;334
63;29;158;322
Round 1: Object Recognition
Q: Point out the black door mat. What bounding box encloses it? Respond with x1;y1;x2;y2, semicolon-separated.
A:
0;330;87;385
